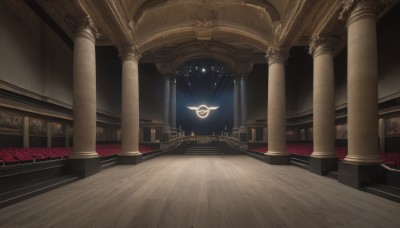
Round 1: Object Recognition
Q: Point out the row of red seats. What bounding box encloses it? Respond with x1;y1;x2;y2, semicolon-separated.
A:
381;152;400;167
0;144;158;166
0;147;72;165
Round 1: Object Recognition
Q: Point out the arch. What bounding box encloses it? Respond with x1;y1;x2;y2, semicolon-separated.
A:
137;26;271;54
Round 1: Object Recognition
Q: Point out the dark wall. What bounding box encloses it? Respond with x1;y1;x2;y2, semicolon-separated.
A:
96;47;122;114
247;64;268;121
377;3;400;101
139;64;164;121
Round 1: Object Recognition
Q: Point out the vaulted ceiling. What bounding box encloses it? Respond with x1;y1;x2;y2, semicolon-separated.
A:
34;0;394;73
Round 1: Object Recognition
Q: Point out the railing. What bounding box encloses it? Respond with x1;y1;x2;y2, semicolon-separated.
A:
161;136;194;152
161;135;248;152
219;136;248;152
381;163;400;173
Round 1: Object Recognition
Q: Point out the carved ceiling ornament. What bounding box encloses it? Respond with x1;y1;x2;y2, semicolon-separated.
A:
119;46;141;62
37;0;73;36
265;47;289;66
308;36;337;58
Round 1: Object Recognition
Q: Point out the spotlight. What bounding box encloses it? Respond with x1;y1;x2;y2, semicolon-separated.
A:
202;68;206;73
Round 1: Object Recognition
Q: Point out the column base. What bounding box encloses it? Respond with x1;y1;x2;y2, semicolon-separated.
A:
118;154;142;165
309;157;338;176
338;162;384;189
264;154;290;165
67;157;101;178
162;133;170;142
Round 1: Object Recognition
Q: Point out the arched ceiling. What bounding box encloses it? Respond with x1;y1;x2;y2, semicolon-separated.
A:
35;0;397;73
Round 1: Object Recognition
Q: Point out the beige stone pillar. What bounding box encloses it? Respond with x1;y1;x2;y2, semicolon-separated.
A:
265;47;290;164
338;0;384;189
23;116;29;148
162;76;171;133
239;76;248;141
233;78;240;133
344;1;380;164
170;78;177;132
65;124;70;147
378;118;385;152
308;37;338;175
310;37;337;159
118;47;142;164
70;17;98;159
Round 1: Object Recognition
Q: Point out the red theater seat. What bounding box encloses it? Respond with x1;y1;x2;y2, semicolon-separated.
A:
0;148;18;164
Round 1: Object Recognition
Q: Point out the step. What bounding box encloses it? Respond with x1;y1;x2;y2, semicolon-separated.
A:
327;170;338;179
291;157;309;165
184;152;223;155
290;160;309;170
364;183;400;203
100;157;118;169
246;152;265;162
0;175;79;208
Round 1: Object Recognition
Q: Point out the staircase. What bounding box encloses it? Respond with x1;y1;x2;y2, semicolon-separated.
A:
363;183;400;203
0;174;79;208
184;145;223;155
100;155;118;169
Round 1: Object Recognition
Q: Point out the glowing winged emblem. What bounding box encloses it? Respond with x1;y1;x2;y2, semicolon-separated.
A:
187;105;219;119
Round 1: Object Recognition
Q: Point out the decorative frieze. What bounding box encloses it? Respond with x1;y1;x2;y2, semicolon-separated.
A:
73;16;99;42
265;47;289;66
118;46;141;62
309;36;337;58
339;0;390;26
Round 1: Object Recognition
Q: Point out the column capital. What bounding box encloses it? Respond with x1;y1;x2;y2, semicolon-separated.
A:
72;16;99;42
309;36;337;58
265;47;289;66
119;46;141;62
339;0;388;26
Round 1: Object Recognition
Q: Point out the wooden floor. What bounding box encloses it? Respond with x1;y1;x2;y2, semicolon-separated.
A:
1;155;400;228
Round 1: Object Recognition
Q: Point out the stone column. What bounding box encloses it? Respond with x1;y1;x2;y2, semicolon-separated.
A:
308;36;338;175
239;76;248;141
65;124;70;147
23;116;29;148
47;122;52;148
162;76;171;141
170;78;177;135
378;118;385;152
68;17;100;178
264;47;290;164
118;46;142;165
233;78;240;137
338;0;382;189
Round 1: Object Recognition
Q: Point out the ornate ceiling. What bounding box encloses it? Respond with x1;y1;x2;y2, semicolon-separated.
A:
33;0;396;73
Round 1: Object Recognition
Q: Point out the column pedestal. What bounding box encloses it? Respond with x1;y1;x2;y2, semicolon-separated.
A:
118;155;142;165
264;154;290;165
309;157;338;175
338;162;384;189
67;157;101;178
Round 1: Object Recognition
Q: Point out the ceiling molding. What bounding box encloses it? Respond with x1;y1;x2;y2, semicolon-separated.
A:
244;0;281;21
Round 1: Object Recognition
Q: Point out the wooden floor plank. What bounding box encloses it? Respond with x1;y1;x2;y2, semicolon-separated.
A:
0;155;400;228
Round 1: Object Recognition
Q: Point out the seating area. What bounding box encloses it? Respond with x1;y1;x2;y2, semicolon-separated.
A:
249;143;400;169
0;144;157;166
